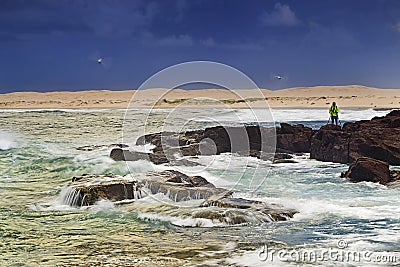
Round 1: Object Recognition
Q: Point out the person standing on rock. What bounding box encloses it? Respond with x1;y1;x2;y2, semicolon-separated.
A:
329;101;340;126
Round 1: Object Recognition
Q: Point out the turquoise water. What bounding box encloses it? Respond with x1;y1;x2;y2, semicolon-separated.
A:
0;109;399;266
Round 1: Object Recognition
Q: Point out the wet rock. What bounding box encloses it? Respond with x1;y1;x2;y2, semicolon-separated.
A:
65;174;141;206
64;171;298;225
65;171;231;206
390;170;400;182
273;159;298;164
125;109;400;167
110;148;149;161
197;196;298;224
201;196;261;209
76;143;128;151
387;179;400;188
110;148;199;166
137;171;230;201
274;153;294;160
312;110;400;165
341;157;391;184
310;125;351;164
132;125;277;164
110;148;169;164
276;123;314;153
155;170;214;188
235;150;275;161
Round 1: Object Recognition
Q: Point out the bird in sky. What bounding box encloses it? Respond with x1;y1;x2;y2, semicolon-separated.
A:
274;75;283;80
97;58;103;64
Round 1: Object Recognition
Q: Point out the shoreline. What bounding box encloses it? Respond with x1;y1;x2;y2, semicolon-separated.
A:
1;86;399;109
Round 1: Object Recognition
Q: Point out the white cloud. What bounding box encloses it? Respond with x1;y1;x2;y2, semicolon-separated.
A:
154;34;194;47
393;21;400;32
260;3;301;27
201;37;216;47
201;37;263;51
302;22;358;48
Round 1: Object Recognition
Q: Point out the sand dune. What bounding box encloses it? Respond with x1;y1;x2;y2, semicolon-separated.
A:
0;85;399;109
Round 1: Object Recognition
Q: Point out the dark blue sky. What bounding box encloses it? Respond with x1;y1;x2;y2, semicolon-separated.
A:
1;0;400;93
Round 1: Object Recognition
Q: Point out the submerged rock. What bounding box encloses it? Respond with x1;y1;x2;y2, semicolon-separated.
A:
273;159;298;164
64;171;231;206
196;196;297;223
76;143;128;151
136;171;231;202
63;171;298;225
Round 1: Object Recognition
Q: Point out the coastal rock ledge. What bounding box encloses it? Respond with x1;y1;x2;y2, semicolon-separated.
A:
111;110;400;166
63;170;297;225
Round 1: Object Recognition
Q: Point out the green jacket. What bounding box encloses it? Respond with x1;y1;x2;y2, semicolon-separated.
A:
329;105;340;116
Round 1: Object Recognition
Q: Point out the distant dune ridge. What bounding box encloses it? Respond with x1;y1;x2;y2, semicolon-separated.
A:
0;85;399;109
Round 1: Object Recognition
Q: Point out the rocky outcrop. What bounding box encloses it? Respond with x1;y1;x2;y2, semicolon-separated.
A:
108;110;400;187
66;171;229;206
310;124;351;163
200;196;297;222
136;170;231;202
63;170;298;224
76;143;128;151
110;148;169;164
341;157;400;185
276;123;315;153
341;157;391;184
107;109;400;167
136;126;277;155
112;124;312;164
311;110;400;165
64;174;141;206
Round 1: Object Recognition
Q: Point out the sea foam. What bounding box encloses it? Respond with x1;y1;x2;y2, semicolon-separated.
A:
0;131;21;150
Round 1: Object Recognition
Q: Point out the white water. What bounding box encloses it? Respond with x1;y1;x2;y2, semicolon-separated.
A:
0;131;21;150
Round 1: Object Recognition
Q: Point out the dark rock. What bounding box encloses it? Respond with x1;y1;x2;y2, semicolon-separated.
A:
76;143;128;151
312;110;400;165
125;109;400;167
110;148;170;164
276;123;314;153
125;125;276;164
387;110;400;117
274;153;294;160
64;171;298;225
156;170;215;188
201;196;261;209
197;196;298;223
137;171;228;201
110;148;148;161
310;125;350;163
64;174;141;206
65;171;229;206
340;157;391;184
273;159;298;164
390;170;400;181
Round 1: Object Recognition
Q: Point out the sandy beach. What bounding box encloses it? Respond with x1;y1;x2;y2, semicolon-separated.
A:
1;85;399;109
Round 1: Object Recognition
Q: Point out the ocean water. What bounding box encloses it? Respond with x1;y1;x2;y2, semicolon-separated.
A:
0;108;399;266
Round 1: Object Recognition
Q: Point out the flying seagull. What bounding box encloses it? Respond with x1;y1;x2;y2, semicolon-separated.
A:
274;75;283;80
97;58;103;64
